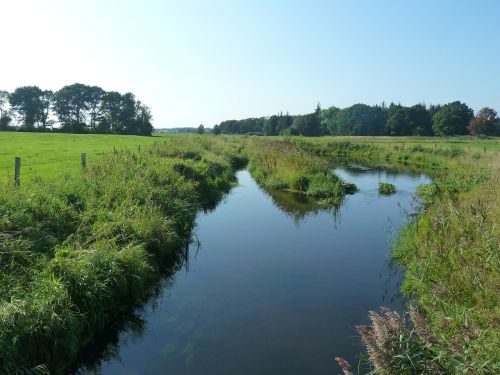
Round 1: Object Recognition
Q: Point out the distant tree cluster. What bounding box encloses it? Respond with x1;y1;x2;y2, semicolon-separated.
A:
0;84;153;135
216;102;500;137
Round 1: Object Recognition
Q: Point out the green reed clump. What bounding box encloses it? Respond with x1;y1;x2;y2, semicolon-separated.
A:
378;182;396;195
247;139;356;203
0;136;242;373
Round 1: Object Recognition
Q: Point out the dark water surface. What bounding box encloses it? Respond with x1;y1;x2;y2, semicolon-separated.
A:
77;166;430;375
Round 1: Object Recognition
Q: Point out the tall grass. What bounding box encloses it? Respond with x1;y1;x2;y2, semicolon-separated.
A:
0;136;246;373
311;137;499;374
247;139;356;205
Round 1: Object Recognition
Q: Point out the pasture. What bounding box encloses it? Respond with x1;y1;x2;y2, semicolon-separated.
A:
0;132;163;183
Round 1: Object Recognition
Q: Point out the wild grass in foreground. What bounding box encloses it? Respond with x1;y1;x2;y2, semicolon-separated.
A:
0;136;246;373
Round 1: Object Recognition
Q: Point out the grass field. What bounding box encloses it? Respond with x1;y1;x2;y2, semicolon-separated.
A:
0;132;164;184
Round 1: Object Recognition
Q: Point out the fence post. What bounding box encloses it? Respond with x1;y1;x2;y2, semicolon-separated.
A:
81;153;87;169
14;157;21;188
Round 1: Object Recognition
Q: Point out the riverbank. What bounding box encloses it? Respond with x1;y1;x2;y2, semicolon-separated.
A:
301;137;499;374
0;136;246;373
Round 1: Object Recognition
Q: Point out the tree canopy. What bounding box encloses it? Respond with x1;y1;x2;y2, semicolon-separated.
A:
214;101;493;137
468;107;498;136
432;101;473;136
1;83;153;135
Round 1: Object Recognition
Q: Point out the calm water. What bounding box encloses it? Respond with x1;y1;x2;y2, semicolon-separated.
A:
76;166;430;375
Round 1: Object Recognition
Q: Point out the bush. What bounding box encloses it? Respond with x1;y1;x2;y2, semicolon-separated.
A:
378;182;396;194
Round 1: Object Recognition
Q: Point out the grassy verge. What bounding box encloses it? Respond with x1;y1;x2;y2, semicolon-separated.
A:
0;135;246;373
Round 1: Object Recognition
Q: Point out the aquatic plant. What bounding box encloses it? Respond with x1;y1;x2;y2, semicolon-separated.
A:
378;182;396;195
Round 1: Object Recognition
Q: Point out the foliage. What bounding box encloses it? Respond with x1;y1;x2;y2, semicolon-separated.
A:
8;86;53;130
378;182;396;194
0;136;245;373
330;103;387;136
392;163;499;373
386;104;432;136
247;139;356;205
3;84;153;135
432;101;473;136
468;107;498;136
214;101;496;137
356;308;450;374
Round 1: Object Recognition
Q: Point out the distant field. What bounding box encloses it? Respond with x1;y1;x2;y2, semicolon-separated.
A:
0;132;498;185
0;132;163;184
303;135;500;151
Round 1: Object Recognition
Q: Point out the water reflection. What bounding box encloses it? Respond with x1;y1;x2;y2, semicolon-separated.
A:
74;165;430;375
264;188;341;225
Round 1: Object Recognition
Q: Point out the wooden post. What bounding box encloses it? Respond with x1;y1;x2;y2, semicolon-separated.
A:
81;153;87;169
14;157;21;188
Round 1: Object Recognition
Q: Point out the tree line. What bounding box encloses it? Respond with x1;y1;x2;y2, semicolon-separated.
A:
0;84;153;135
215;102;500;137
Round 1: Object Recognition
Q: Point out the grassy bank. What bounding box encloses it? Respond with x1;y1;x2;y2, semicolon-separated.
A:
305;137;499;374
0;136;246;373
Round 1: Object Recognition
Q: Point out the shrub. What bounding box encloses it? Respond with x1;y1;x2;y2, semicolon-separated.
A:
378;182;396;194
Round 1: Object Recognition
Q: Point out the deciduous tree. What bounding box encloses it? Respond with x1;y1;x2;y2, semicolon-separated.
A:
468;107;497;136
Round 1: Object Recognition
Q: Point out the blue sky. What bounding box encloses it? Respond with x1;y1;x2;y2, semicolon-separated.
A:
2;0;499;127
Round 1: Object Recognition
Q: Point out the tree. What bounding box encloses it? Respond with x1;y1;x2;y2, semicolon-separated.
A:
432;101;473;136
335;104;386;136
0;90;12;130
135;102;154;136
119;93;138;134
385;104;432;136
9;86;51;129
290;113;321;136
99;91;123;133
320;106;340;135
197;124;205;134
0;90;9;118
53;83;90;131
385;104;408;136
468;107;497;136
213;124;221;135
409;104;433;136
39;90;53;130
87;86;105;130
0;115;12;130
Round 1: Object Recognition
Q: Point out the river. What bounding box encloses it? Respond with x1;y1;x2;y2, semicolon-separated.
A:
75;165;430;374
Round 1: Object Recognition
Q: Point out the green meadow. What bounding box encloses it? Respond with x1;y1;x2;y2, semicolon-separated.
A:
0;132;164;183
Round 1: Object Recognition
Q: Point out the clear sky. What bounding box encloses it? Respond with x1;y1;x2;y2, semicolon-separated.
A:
1;0;499;128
